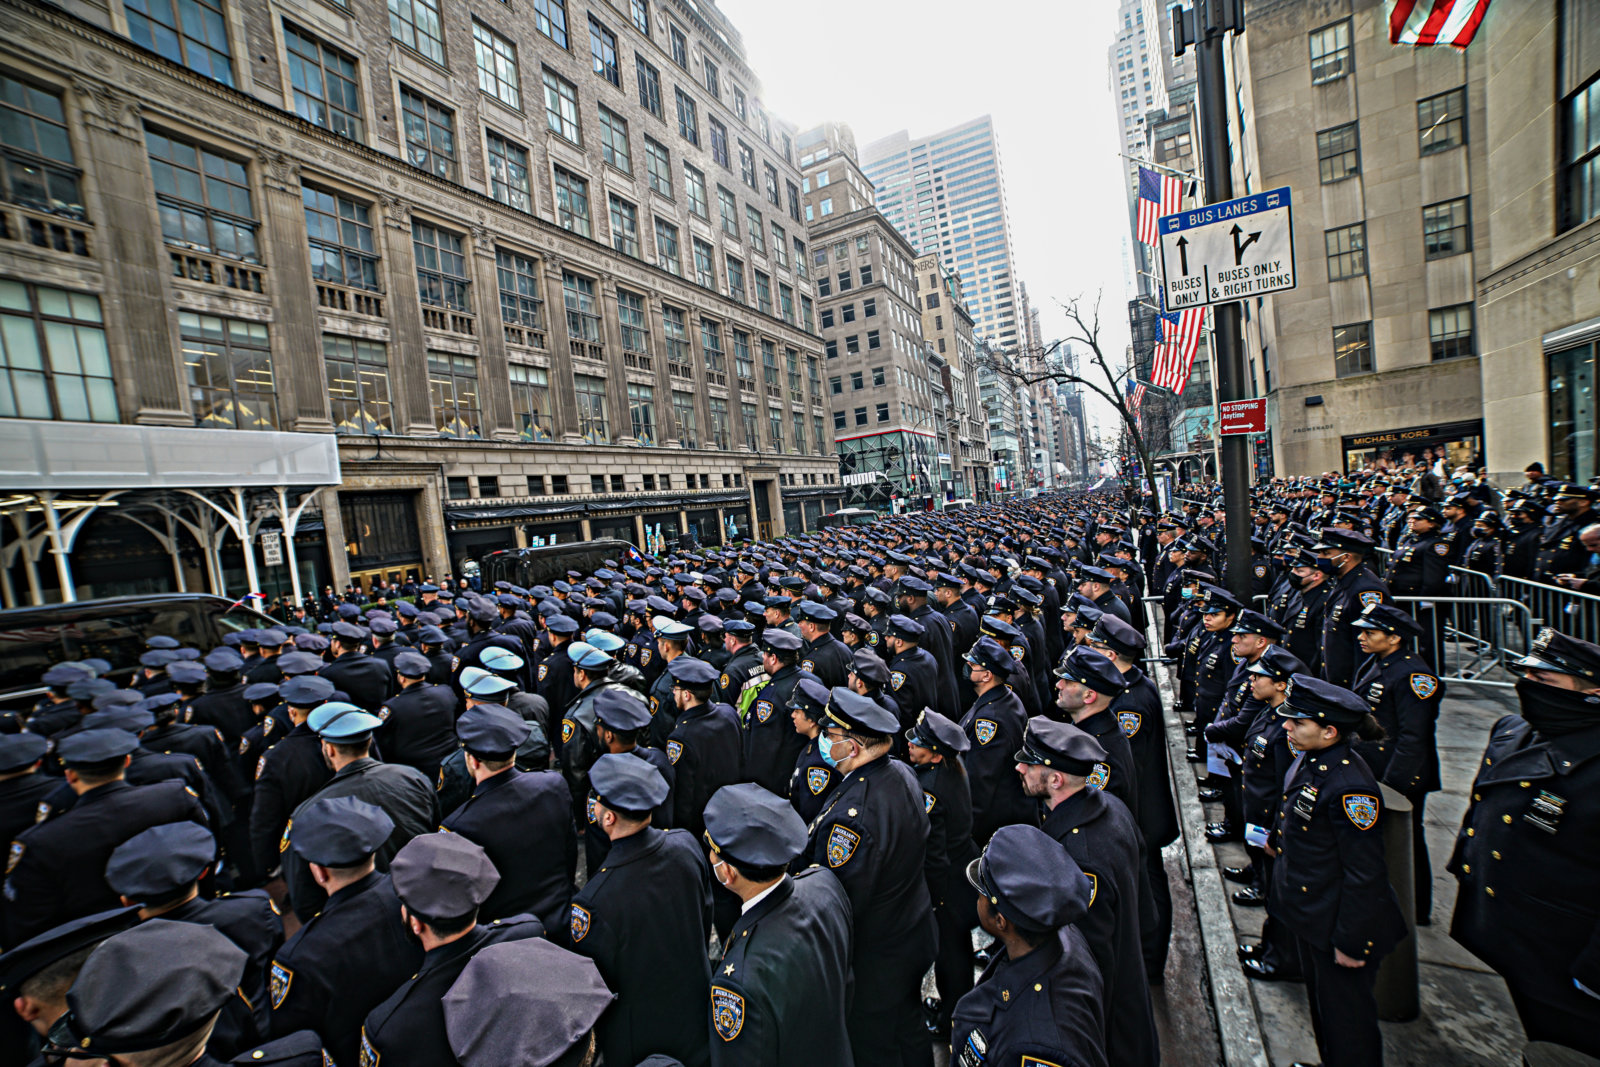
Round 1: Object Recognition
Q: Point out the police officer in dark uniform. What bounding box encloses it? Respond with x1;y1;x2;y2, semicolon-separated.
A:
441;703;575;928
186;647;255;746
580;687;674;870
1019;718;1155;1067
1314;528;1390;689
935;572;982;660
269;796;422;1067
785;677;840;824
884;614;940;728
1387;504;1451;665
535;614;581;713
1532;482;1600;584
797;601;853;689
1268;675;1406;1067
247;675;334;882
1448;628;1600;1055
664;657;743;846
906;709;977;1040
703;783;854;1067
713;619;763;707
1052;647;1138;823
316;623;393;712
358;833;545;1066
952;822;1108;1067
140;691;245;816
1088;614;1179;978
104;820;281;1057
3;728;208;946
0;733;53;874
371;650;458;781
740;630;805;795
803;687;935;1067
899;577;960;720
1351;603;1443;923
567;755;712;1067
960;637;1033;845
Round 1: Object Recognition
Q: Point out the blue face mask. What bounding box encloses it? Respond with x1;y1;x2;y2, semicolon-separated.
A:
1314;553;1345;576
1180;588;1194;599
818;735;842;767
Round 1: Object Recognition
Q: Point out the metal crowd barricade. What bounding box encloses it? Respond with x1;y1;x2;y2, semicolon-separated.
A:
1391;594;1534;688
1496;573;1600;647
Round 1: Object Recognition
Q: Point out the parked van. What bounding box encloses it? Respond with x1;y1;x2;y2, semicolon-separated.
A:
944;498;979;511
478;539;640;590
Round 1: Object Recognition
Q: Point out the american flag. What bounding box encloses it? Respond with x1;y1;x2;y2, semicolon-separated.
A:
1389;0;1492;48
1125;378;1145;422
1149;306;1206;395
1136;166;1184;248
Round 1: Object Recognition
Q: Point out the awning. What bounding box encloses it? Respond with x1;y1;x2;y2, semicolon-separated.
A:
445;490;752;526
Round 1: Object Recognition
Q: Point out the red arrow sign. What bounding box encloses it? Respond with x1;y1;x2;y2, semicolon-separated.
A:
1218;398;1267;436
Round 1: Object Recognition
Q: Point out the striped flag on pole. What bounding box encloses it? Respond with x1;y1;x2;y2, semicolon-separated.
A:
1136;166;1184;247
1389;0;1492;48
1125;378;1146;422
1149;306;1206;395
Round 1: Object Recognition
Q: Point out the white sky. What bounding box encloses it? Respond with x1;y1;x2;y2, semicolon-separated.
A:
716;0;1134;439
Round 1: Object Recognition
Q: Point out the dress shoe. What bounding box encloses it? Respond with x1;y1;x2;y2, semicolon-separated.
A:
1205;822;1241;843
1237;941;1262;961
1222;865;1254;885
1185;749;1205;763
1197;786;1224;802
1184;722;1199;736
1241;958;1302;982
973;945;995;967
1232;887;1267;907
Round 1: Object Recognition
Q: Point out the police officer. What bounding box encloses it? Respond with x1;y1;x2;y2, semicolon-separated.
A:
663;657;743;851
1533;483;1600;584
0;734;53;878
704;783;854;1067
1387;505;1451;665
535;614;582;713
186;647;254;746
359;833;545;1066
647;618;697;746
567;755;711;1067
1052;647;1138;823
1017;717;1155;1066
374;650;459;779
898;577;960;719
1351;602;1443;923
1448;628;1600;1055
797;601;853;689
905;709;977;1040
104;820;281;1057
935;571;982;659
43;920;247;1064
883;614;940;729
319;623;393;712
442;703;575;929
952;823;1108;1067
714;619;763;707
960;636;1033;844
283;702;437;922
3;728;208;946
785;677;840;824
804;687;936;1067
269;796;422;1067
740;630;806;795
1314;528;1390;689
248;673;337;882
1268;675;1406;1067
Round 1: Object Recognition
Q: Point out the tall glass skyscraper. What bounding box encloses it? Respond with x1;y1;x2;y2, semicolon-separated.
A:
859;116;1023;352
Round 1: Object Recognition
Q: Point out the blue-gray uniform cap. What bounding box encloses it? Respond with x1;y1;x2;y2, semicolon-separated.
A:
667;657;719;686
480;647;524;672
1277;673;1372;726
390;832;500;917
593;689;652;731
456;703;531;757
49;922;245;1055
1015;717;1106;774
0;905;141;997
702;782;808;868
289;795;393;866
441;939;615;1067
1246;644;1307;682
57;729;140;767
306;701;384;741
203;647;245;672
461;668;516;700
0;732;48;772
83;707;155;733
566;642;613;671
279;675;334;706
590;753;669;814
821;686;899;736
963;636;1014;677
393;650;432;678
1053;646;1127;696
786;677;830;721
966;823;1093;932
105;821;215;901
885;614;925;642
1351;602;1424;639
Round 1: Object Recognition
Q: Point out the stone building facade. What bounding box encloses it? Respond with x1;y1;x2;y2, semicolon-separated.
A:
915;252;990;498
0;0;839;600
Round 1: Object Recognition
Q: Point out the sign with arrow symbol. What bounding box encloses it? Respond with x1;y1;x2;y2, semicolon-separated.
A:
1157;186;1296;311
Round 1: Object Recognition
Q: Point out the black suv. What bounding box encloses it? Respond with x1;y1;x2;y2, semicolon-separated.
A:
0;594;279;710
478;540;639;591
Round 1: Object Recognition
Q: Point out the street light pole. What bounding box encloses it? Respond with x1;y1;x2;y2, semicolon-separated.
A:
1174;0;1253;605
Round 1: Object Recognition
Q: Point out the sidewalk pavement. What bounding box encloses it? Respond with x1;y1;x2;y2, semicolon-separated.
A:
1160;663;1528;1066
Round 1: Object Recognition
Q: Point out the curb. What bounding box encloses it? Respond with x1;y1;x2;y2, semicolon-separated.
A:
1149;642;1272;1067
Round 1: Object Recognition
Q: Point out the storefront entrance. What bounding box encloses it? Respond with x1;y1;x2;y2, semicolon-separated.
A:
1342;420;1484;473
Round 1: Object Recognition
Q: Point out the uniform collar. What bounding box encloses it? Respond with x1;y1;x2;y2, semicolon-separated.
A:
472;766;520;796
984;931;1065;1008
330;756;380;781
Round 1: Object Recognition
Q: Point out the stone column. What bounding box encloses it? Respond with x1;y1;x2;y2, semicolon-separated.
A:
541;257;580;443
377;196;436;436
73;79;188;425
257;150;333;432
319;487;351;591
468;225;517;441
596;275;634;445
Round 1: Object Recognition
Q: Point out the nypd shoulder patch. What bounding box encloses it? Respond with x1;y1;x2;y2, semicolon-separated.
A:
667;740;683;764
1434;542;1451;556
569;903;591;942
34;801;49;824
1086;763;1110;791
1117;711;1142;739
640;649;653;666
1343;793;1379;830
1084;871;1098;908
800;659;815;674
807;766;831;795
561;719;576;744
720;673;731;691
6;841;22;875
755;700;774;724
924;791;936;814
1359;590;1383;609
269;961;293;1009
974;719;998;745
538;664;548;681
890;670;906;691
359;1029;379;1067
1009;645;1025;661
826;824;861;868
1409;673;1439;700
711;985;745;1041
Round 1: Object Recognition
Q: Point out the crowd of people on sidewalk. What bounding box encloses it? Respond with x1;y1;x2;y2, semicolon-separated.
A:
0;475;1595;1067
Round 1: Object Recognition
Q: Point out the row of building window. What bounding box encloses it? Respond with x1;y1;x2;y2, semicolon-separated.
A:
444;467;784;500
1329;304;1476;378
1314;87;1466;187
1320;198;1471;280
